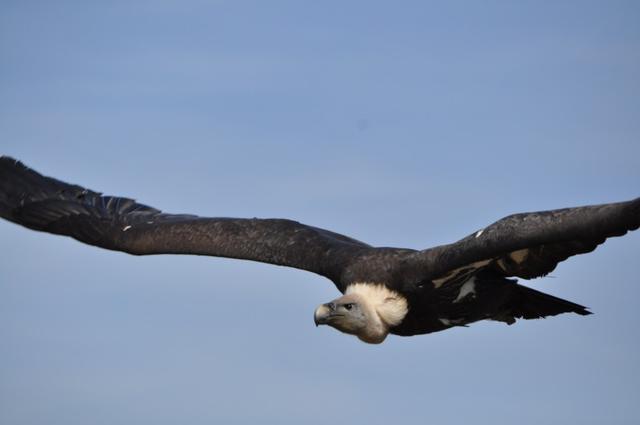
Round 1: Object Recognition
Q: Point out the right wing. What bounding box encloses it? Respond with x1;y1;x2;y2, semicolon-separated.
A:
0;157;371;288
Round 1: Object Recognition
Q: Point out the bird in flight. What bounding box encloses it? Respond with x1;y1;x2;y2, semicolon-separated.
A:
1;156;638;343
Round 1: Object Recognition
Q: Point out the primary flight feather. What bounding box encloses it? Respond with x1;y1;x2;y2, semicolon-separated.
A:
1;156;638;343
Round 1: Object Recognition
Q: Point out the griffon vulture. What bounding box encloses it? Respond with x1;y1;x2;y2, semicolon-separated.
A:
1;157;638;343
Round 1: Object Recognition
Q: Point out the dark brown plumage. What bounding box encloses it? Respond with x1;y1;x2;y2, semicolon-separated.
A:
1;156;638;342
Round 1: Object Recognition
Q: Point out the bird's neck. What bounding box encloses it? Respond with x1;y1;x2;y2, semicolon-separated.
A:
345;283;409;344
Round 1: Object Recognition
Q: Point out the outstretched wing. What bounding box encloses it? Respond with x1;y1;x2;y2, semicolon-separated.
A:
413;199;640;283
0;157;370;286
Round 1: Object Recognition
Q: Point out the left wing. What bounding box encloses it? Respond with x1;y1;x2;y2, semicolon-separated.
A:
411;199;640;283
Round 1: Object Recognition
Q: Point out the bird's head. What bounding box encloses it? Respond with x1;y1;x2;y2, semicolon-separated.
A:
313;283;408;344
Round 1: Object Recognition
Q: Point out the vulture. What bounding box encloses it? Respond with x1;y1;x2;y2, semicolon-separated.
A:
1;156;638;344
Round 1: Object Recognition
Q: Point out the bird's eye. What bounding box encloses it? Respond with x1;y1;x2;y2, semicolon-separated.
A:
344;303;354;310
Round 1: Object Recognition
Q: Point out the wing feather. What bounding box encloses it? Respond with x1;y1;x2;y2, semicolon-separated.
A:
414;199;640;281
0;157;369;286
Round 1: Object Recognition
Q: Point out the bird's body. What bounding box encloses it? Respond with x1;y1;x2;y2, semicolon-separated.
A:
1;156;638;343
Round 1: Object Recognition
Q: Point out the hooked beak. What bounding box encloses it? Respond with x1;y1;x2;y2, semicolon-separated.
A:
314;302;335;326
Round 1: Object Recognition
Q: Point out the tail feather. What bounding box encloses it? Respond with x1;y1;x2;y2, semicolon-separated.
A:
511;284;592;320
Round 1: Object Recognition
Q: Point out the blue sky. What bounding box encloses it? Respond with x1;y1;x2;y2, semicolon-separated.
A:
1;1;639;424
